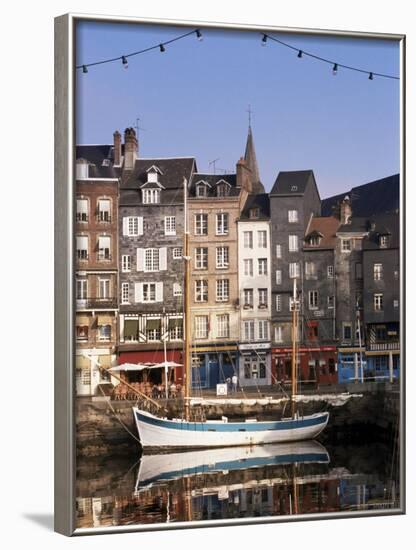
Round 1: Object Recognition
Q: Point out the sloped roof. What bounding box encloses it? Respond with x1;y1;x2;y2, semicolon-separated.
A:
121;157;196;189
363;213;400;249
270;170;319;198
322;174;399;217
244;126;264;193
76;144;120;179
304;216;340;249
240;193;270;220
189;173;239;197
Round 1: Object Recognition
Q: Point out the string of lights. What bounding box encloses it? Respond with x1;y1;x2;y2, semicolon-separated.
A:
77;28;203;73
260;33;399;80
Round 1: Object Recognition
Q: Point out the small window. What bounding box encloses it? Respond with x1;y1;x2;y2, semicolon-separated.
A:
98;199;111;222
195;316;209;339
121;282;129;304
216;213;229;235
216;279;230;302
379;235;388;248
289;262;300;279
217;183;229;197
276;294;282;312
97;236;111;260
249;207;259;219
216;246;229;269
195;280;208;302
172;247;183;259
258;258;268;275
308;290;318;310
275;270;282;285
327;265;334;278
374;263;383;281
258;230;267;248
195;247;208;269
343;323;352;340
243;259;253;277
243;231;253;249
164;216;176;236
196;183;208;197
76;199;88;222
121;255;131;272
195;214;208;236
258;289;268;308
393;299;399;308
243;289;253;307
217;314;230;338
374;293;383;311
276;244;282;258
341;239;351;252
173;282;182;297
289;235;298;252
288;210;298;223
328;295;335;309
142;188;160;204
98;324;111;341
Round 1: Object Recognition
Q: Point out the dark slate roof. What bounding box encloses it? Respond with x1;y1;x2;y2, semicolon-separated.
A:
76;144;120;179
189;173;240;197
363;213;400;249
240;193;270;220
322;174;399;217
270;170;319;198
244;126;264;193
304;216;340;249
121;158;196;190
337;217;370;234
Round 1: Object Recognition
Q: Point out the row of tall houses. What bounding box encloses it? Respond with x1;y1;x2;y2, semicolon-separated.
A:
75;127;400;396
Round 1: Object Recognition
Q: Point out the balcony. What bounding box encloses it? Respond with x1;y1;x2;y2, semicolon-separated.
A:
96;251;112;261
97;213;112;223
368;341;400;352
76;297;118;310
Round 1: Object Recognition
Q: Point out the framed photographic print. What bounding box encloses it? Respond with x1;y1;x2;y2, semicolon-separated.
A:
54;13;405;536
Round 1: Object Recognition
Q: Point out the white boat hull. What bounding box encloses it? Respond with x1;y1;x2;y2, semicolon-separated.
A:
133;408;329;449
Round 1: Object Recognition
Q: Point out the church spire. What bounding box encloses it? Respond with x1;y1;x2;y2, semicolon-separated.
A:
244;123;264;193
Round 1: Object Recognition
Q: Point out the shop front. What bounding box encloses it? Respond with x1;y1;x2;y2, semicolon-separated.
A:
191;346;238;389
238;343;271;387
117;349;184;385
272;345;338;386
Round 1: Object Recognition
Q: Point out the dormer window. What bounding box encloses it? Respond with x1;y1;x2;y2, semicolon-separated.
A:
216;182;230;197
306;231;323;247
196;183;209;197
379;235;389;248
249;207;259;219
142;189;161;204
102;159;110;167
76;159;89;179
146;165;163;184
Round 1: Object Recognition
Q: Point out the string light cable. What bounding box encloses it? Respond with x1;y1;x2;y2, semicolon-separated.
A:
78;28;203;72
260;33;399;80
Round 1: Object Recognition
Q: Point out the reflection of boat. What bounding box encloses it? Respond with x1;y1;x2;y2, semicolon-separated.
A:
135;440;330;491
133;179;329;449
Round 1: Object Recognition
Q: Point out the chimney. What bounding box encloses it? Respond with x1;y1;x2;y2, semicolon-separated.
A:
340;195;352;225
236;157;252;193
123;127;138;171
113;130;122;166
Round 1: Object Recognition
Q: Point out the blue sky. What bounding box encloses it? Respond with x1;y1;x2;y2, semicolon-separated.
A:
76;21;400;198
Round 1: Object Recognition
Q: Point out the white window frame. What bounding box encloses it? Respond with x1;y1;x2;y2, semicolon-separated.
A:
258;288;268;308
121;282;130;304
258;230;267;248
195;247;208;269
276;294;282;312
327;265;334;278
99;278;110;299
258;320;269;341
275;270;282;285
121;255;131;272
288;210;298;223
217;314;230;338
327;295;335;309
341;239;351;252
76;198;88;222
243;288;254;307
195;316;209;339
243;231;253;249
216;213;229;235
98;199;111;222
276;244;282;258
216;279;230;302
76;279;88;300
196;183;208;197
243;320;255;341
309;290;318;310
216;246;229;269
142;188;161;204
143;283;157;303
97;236;111;260
243;258;253;277
172;247;183;259
275;325;283;343
305;261;316;279
195;280;208;302
173;282;182;297
164;216;176;236
289;234;299;252
144;248;159;272
123;216;143;237
374;293;383;311
289;262;300;279
374;263;383;281
258;258;268;276
194;213;208;236
98;324;111;341
76;235;88;260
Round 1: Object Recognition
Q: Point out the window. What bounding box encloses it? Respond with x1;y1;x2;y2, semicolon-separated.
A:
216;279;230;302
309;235;321;246
196;183;208;197
121;282;129;304
258;288;268;308
276;244;282;258
249;208;259;219
164;216;176;236
244;320;255;341
243;259;253;276
306;321;318;341
169;318;183;340
76;199;88;222
173;282;182;297
97;236;111;260
144;249;159;272
195;280;208;302
258;320;269;340
289;235;298;252
288;210;298;223
305;261;316;279
257;230;267;248
123;216;143;237
76;235;88;260
374;293;383;311
328;295;335;309
343;323;352;340
275;270;282;285
341;239;351;252
309;290;318;310
276;294;282;312
76;279;87;300
195;316;209;339
217;314;230;338
355;262;363;280
379;235;388;248
98;199;111;222
76;326;88;341
121;255;131;272
172;247;183;259
374;263;383;281
99;278;110;299
147;169;159;183
195;247;208;269
146;319;161;341
393;299;399;308
289;262;300;278
142;188;160;204
258;258;268;275
327;265;334;278
135;282;162;303
216;213;229;235
243;289;253;307
98;324;111;341
275;325;283;343
216;246;229;269
141;283;156;302
244;354;266;379
195;214;208;235
243;231;253;249
217;183;229;197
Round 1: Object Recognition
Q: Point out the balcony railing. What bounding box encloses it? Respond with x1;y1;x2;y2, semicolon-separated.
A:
368;341;400;351
76;297;118;309
96;252;112;261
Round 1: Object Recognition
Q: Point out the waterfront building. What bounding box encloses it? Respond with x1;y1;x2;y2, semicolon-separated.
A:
188;126;264;388
117;127;196;386
237;193;272;386
75;144;120;396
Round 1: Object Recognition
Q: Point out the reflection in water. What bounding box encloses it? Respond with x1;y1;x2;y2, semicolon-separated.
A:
76;439;399;528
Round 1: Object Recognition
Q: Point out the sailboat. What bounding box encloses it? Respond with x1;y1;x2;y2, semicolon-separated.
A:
133;178;329;449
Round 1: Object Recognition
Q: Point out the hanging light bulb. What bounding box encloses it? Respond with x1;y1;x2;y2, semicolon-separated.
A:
159;44;165;53
122;56;128;68
82;65;88;74
297;50;303;58
261;34;268;46
196;29;203;41
369;72;374;80
332;63;338;75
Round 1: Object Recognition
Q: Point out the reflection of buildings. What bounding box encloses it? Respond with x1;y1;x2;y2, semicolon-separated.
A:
75;147;119;396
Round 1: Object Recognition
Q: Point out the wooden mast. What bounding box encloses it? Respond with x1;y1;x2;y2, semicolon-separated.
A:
291;278;298;419
183;177;191;421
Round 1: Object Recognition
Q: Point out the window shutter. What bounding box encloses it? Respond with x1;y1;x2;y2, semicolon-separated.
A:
134;283;143;303
136;248;144;271
159;247;167;270
123;217;129;236
156;282;163;302
138;217;144;235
